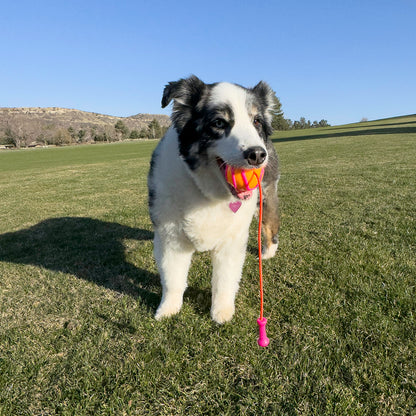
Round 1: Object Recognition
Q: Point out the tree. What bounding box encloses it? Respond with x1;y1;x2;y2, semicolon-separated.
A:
2;127;16;147
51;129;72;146
130;129;140;140
148;119;162;139
318;119;330;127
139;128;148;139
93;129;113;142
3;124;24;148
270;93;288;131
114;120;129;140
299;117;307;129
78;129;86;142
67;126;77;143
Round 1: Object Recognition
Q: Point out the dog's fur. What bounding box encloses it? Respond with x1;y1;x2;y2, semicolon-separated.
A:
148;76;280;323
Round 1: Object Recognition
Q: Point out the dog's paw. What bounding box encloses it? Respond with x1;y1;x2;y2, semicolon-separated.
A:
262;242;278;260
155;301;182;320
211;304;235;324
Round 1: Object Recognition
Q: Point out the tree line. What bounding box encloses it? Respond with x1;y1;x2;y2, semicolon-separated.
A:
97;119;168;142
270;95;330;130
0;119;168;148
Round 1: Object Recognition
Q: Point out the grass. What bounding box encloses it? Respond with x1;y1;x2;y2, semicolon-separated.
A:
0;116;415;415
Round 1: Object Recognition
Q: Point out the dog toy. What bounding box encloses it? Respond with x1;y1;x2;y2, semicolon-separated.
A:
255;173;270;347
225;165;264;192
225;165;269;347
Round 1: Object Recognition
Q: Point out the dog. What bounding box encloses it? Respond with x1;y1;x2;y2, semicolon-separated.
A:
148;75;280;323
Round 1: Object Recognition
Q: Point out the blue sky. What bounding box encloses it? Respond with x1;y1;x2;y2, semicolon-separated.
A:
1;0;415;125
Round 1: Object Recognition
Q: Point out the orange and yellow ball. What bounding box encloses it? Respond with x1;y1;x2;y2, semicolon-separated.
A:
225;165;264;192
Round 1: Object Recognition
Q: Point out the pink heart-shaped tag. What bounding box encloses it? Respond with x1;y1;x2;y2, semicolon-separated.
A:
229;200;242;213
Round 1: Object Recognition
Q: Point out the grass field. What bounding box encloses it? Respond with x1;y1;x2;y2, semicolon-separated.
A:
0;115;415;415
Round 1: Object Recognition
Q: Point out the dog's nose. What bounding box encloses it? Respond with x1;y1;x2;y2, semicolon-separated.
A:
244;146;267;166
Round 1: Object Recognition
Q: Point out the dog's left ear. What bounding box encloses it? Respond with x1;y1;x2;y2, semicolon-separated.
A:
161;75;206;108
252;81;275;112
252;81;275;135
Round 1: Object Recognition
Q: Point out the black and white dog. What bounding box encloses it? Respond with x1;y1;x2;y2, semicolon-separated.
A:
148;76;280;323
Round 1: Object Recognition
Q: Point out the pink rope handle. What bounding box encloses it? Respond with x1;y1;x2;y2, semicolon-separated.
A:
255;171;269;347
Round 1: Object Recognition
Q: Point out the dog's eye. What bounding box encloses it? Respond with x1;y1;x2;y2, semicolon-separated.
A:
212;119;227;129
253;117;262;127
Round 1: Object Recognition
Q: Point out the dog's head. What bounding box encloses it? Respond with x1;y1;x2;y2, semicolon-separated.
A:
162;75;274;198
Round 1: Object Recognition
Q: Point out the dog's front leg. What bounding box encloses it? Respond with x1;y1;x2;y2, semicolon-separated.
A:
210;234;248;324
154;231;194;320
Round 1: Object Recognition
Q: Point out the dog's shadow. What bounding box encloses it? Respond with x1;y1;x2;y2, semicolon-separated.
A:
0;217;160;310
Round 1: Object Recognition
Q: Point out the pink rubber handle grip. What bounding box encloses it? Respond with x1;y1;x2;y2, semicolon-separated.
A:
257;317;270;347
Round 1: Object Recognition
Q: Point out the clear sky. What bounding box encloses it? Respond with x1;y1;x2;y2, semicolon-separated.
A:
1;0;415;126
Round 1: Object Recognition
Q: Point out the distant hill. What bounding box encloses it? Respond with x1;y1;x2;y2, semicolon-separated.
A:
0;107;171;147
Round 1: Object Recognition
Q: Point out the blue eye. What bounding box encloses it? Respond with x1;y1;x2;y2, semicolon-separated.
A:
213;119;227;129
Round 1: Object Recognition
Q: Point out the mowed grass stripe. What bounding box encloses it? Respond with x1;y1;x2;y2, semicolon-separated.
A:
0;140;158;173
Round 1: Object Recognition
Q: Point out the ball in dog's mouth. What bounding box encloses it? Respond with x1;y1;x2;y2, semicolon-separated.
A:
216;158;264;201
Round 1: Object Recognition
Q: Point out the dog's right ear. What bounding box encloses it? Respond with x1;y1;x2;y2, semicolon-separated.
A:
161;75;206;108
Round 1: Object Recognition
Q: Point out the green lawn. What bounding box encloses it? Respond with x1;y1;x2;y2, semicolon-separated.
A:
0;116;415;415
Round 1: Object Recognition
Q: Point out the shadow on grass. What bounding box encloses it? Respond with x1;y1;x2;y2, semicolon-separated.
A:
329;120;416;131
0;217;160;311
184;286;212;316
273;125;416;143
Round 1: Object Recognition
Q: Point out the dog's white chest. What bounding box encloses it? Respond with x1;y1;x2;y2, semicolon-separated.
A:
183;197;256;252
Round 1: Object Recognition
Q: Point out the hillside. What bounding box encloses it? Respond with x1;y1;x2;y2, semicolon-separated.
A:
0;107;171;147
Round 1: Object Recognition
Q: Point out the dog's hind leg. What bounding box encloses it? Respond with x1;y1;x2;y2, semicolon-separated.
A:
154;231;194;320
261;181;280;260
210;233;248;324
261;140;280;260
